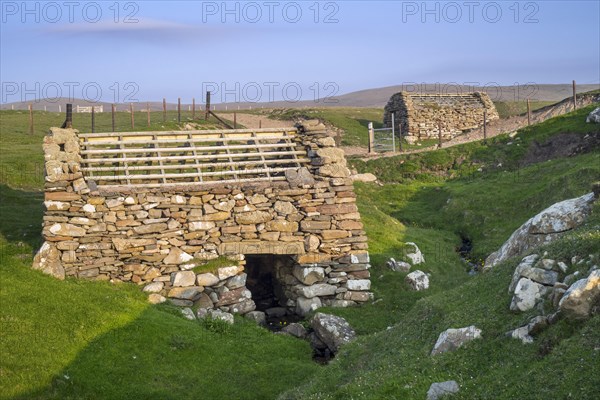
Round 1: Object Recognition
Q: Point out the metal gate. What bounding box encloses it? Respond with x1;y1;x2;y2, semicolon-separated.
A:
368;113;396;153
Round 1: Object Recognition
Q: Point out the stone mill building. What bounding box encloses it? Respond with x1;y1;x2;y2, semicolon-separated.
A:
383;92;499;143
33;120;372;318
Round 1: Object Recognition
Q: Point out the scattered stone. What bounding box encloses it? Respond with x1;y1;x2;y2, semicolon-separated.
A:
559;269;600;319
520;267;558;286
509;254;539;292
281;323;308;339
510;278;548;312
148;293;166;304
296;296;322;317
245;311;267;326
206;309;235;324
181;307;196;320
426;381;460;400
32;241;65;280
386;257;411;272
405;242;425;265
431;326;482;356
351;173;377;183
586;107;600;123
405;270;429;291
310;312;356;353
506;325;533;344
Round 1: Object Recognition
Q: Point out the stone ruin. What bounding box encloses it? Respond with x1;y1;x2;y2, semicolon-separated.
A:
33;121;372;319
383;92;499;143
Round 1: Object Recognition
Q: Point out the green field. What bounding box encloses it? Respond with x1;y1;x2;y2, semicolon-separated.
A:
0;104;599;399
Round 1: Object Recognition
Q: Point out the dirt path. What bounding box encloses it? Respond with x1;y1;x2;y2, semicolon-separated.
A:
219;112;295;129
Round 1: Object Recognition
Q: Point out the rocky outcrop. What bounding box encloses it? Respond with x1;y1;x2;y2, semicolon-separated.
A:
431;326;482;356
387;258;411;272
427;381;460;400
559;269;600;319
485;193;596;268
310;312;356;353
586;107;600;123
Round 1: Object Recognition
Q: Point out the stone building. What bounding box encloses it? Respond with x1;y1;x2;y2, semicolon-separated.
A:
33;121;372;318
383;92;499;143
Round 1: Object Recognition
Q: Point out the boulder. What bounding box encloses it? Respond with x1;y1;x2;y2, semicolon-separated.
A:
386;258;411;272
405;242;425;265
310;312;356;353
586;107;600;123
426;381;460;400
510;278;548;312
296;296;322;317
245;311;267;326
405;270;429;291
32;241;65;280
485;193;595;268
509;254;539;292
431;326;482;356
559;269;600;319
520;267;558;286
351;173;377;183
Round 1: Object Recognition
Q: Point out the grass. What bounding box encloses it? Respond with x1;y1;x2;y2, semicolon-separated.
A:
191;256;237;274
1;102;599;399
493;100;555;119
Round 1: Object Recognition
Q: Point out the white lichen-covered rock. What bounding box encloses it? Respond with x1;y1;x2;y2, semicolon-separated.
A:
486;193;595;268
405;242;425;265
405;270;429;291
346;279;371;291
198;309;234;324
506;325;533;344
387;257;411;272
506;315;549;344
510;278;548;312
296;283;337;298
171;271;196;287
296;296;322;316
293;266;325;285
142;282;164;293
351;173;378;182
509;254;539;292
431;326;482;356
32;241;65;280
310;312;356;353
148;293;166;304
426;381;460;400
181;307;196;320
559;269;600;319
163;247;193;265
586;107;600;123
245;311;266;326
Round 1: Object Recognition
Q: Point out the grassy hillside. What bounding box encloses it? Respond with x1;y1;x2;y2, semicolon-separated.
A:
0;103;598;399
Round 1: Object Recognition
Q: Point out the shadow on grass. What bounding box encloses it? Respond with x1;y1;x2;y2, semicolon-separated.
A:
11;305;317;400
0;184;43;250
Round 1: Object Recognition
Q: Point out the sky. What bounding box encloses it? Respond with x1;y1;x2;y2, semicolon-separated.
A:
1;0;599;104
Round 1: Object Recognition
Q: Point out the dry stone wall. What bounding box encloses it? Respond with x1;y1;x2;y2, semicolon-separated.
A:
34;121;372;317
383;92;499;143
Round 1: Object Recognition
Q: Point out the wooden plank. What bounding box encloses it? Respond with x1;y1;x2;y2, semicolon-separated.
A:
81;150;307;164
221;131;239;180
81;142;300;155
81;134;295;146
153;132;167;184
119;134;131;185
251;131;271;180
81;158;310;172
188;131;203;182
79;127;297;138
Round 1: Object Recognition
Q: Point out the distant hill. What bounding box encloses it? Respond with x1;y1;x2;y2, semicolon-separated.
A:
2;83;598;111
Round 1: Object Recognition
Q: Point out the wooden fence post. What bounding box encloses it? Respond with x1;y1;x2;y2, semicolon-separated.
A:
177;98;181;123
61;104;73;129
527;98;531;126
438;120;442;149
192;98;196;119
233;112;237;128
368;122;375;154
205;92;211;121
483;110;487;142
112;104;116;132
162;98;166;122
259;120;262;129
130;103;134;129
572;80;577;110
91;105;95;133
147;102;151;127
28;104;34;134
398;116;403;152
